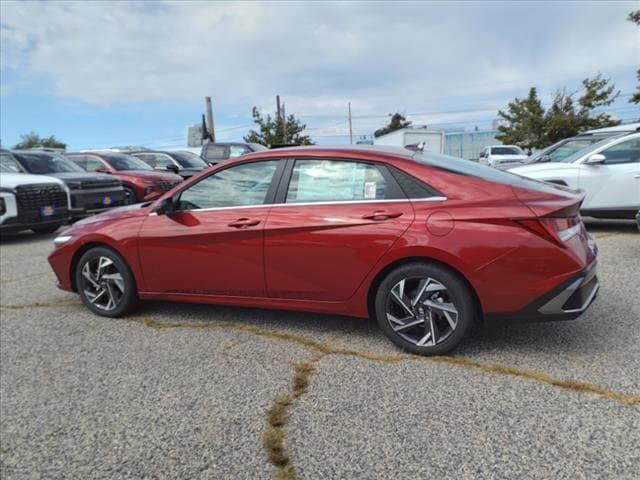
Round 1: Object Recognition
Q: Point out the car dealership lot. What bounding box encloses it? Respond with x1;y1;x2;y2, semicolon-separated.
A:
1;221;639;479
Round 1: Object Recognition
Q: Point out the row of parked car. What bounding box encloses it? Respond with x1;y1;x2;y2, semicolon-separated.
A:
0;141;271;236
478;123;640;221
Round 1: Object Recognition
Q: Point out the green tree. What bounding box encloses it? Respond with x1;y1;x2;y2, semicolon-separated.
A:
13;132;66;149
497;76;621;148
374;113;411;138
244;107;313;146
629;10;640;104
495;87;546;150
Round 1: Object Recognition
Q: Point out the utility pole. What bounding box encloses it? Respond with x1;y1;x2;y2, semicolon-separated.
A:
282;103;287;142
276;95;281;121
205;96;216;142
348;102;353;145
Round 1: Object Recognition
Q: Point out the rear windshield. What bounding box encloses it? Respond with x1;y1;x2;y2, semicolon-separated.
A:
413;152;552;191
100;153;153;171
491;146;523;155
14;153;85;174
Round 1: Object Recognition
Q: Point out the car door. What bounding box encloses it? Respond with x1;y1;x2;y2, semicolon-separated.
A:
263;158;414;302
137;159;282;296
579;136;640;211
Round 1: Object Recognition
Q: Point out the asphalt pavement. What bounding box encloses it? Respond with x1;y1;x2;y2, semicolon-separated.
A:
1;220;638;479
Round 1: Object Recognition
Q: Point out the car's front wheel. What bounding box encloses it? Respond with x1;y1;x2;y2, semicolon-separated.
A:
75;246;138;317
374;262;476;355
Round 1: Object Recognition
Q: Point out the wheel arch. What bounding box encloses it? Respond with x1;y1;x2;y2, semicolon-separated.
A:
70;242;137;292
366;256;483;323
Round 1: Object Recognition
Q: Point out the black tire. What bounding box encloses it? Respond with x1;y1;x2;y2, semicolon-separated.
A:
74;246;139;317
123;186;138;205
374;262;476;355
31;225;61;234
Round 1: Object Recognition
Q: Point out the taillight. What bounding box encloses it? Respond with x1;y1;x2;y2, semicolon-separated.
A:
516;216;582;245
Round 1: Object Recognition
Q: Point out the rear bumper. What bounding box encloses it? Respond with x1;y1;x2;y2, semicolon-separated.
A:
487;260;599;322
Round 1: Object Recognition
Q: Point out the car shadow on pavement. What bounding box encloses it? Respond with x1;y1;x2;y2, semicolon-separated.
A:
0;230;60;245
136;299;616;358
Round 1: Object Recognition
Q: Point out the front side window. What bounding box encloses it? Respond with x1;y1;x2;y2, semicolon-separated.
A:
178;160;279;210
83;156;107;172
286;160;388;203
150;154;174;169
601;137;640;165
229;145;250;158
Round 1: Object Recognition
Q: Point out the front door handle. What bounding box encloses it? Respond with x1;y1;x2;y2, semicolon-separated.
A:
361;211;403;221
634;174;640;179
228;218;261;228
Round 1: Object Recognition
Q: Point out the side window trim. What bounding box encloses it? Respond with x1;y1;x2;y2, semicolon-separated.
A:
173;158;285;211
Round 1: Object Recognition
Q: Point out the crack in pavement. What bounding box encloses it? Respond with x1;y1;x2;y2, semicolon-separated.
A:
3;302;639;479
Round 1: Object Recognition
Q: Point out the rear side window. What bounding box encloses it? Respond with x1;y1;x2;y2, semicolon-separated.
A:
204;145;227;162
387;166;442;198
285;159;401;203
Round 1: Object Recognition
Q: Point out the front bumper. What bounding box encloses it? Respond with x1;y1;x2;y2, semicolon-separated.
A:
487;260;599;322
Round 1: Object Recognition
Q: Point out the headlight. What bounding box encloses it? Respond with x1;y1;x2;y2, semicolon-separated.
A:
53;235;73;245
142;180;156;185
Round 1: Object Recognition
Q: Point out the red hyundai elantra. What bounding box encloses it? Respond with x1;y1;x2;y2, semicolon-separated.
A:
48;146;599;354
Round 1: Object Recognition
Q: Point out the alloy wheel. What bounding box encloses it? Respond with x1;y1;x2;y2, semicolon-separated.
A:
80;256;125;312
386;276;459;347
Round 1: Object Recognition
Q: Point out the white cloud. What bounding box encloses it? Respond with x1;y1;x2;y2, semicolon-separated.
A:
1;0;638;121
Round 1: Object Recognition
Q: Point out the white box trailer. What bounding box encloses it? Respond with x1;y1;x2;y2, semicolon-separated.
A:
373;128;445;154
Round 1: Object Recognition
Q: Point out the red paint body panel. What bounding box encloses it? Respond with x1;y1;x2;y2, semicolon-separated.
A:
48;146;598;320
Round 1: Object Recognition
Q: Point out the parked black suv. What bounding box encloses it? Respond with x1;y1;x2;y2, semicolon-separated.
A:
129;150;209;179
12;151;126;218
200;142;267;165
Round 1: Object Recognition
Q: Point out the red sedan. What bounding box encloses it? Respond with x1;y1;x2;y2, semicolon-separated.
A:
49;146;598;354
65;151;183;204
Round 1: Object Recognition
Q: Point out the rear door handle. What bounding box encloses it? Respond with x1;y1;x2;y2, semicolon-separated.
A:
361;211;403;221
634;174;640;179
228;218;261;228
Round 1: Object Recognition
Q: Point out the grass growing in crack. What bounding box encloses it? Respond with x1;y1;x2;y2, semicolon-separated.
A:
0;299;80;310
263;356;323;480
133;317;640;407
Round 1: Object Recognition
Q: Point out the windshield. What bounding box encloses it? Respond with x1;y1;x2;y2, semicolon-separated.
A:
560;135;626;163
0;152;27;173
169;151;208;168
14;153;85;174
491;146;523;155
102;153;153;171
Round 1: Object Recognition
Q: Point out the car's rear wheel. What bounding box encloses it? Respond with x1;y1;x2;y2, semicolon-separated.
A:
374;262;475;355
123;186;138;205
75;247;138;317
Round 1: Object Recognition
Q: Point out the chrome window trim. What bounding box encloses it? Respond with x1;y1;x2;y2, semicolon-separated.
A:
148;196;447;215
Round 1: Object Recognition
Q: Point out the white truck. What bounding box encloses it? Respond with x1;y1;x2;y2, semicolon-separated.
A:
373;128;445;154
0;150;71;234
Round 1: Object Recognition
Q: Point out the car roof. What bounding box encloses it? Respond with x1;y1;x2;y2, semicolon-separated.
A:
236;144;415;162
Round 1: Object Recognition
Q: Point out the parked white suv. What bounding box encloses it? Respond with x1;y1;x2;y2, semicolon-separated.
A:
0;150;71;234
478;145;528;168
510;133;640;219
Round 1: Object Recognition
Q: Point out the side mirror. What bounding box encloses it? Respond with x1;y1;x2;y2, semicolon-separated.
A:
95;167;109;173
165;164;179;174
155;196;177;215
585;153;606;165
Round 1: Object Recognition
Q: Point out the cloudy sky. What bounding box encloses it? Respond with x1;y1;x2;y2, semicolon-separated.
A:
1;0;638;149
